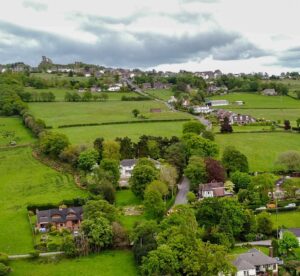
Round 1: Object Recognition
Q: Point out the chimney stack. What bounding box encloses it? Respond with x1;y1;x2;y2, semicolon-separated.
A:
269;246;273;257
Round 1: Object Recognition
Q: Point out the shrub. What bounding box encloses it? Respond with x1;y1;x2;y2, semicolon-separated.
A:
29;250;40;259
0;253;9;265
47;242;61;252
0;263;11;275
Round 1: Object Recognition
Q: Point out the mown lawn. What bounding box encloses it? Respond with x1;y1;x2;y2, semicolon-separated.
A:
28;101;191;127
145;89;174;101
210;92;300;109
0;117;34;146
115;189;142;207
216;132;300;172
0;147;86;254
270;210;300;229
58;121;186;145
10;250;137;276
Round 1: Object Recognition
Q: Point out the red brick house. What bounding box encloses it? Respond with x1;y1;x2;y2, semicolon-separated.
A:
36;206;83;232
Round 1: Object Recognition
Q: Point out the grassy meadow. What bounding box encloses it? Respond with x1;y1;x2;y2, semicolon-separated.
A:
216;132;300;172
271;210;300;229
0;147;86;254
28;101;191;127
10;250;137;276
144;89;174;100
58;121;186;145
0;117;34;146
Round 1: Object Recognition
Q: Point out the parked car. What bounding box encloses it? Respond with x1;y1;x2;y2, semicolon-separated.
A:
256;206;267;210
284;203;296;208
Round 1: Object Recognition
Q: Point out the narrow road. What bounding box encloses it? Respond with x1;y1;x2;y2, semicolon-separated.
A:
235;240;271;247
8;251;64;260
194;115;212;130
174;176;190;205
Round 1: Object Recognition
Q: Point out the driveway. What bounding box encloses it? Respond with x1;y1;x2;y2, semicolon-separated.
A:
174;176;190;205
235;240;271;247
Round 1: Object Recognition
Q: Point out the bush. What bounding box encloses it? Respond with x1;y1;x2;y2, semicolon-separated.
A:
0;263;11;275
47;242;61;252
0;253;9;265
29;250;40;259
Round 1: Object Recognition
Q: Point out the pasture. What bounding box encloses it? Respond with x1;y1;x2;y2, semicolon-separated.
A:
145;89;174;100
271;210;300;229
58;121;186;145
0;117;34;146
209;93;300;109
216;132;300;172
0;147;86;254
10;250;137;276
28;101;191;127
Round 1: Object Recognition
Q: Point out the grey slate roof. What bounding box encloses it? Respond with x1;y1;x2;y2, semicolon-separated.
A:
281;228;300;237
37;206;83;224
234;249;277;271
120;159;137;167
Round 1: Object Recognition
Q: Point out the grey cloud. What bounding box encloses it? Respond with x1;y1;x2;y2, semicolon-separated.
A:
275;47;300;68
23;0;48;11
0;20;267;68
211;38;268;60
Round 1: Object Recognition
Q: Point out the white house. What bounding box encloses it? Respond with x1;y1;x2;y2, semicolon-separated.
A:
192;106;212;114
279;228;300;245
206;99;229;106
233;249;278;276
108;85;121;92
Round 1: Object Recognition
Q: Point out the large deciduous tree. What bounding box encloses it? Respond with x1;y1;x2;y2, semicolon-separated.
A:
184;156;207;190
182;121;205;135
275;151;300;173
222;146;249;174
102;140;120;160
39;131;70;157
205;158;226;182
77;149;99;171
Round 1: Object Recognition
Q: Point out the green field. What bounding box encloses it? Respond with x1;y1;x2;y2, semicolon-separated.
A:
10;251;137;276
24;87;137;102
271;210;300;229
116;189;142;207
210;93;300;109
28;101;191;128
0;117;34;146
144;89;174;100
0;147;86;254
216;132;300;172
58;121;186;145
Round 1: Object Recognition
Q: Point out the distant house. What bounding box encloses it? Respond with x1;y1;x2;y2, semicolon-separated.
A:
168;96;178;104
108;85;121;92
206;99;229;107
90;86;101;92
192;106;212;114
207;85;228;94
262;89;277;96
119;159;160;187
230;114;256;125
198;182;232;199
36;206;83;232
233;248;279;276
142;83;152;90
279;228;300;245
182;99;190;107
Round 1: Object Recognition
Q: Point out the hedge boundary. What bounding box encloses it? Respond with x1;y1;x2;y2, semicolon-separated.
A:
57;118;192;129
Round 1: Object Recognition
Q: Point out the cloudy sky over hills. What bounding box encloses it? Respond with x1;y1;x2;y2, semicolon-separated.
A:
0;0;299;73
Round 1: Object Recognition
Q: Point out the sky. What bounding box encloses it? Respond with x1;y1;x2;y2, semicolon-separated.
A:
0;0;300;74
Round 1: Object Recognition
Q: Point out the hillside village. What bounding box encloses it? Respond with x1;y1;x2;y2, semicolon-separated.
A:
0;54;300;276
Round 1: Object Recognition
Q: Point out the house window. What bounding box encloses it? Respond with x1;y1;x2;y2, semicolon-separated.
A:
243;271;249;276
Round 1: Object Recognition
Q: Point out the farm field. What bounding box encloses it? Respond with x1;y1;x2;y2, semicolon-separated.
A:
58;121;186;145
209;93;300;109
0;147;86;254
28;101;191;127
228;108;300;125
271;210;300;229
0;116;34;146
144;89;174;100
24;87;137;101
215;132;300;172
10;250;137;276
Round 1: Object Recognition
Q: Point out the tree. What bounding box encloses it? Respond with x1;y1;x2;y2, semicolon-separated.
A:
281;178;300;198
88;179;116;204
0;263;10;276
159;164;178;197
59;145;86;167
182;133;219;158
102;140;120;160
140;245;179;276
99;159;120;187
222;146;249;174
201;130;215;141
77;149;98;171
132;221;158;264
130;165;158;198
143;189;165;220
224;180;235;193
275;151;300;173
132;109;140;118
220;117;233;133
81;216;113;252
205;158;226;182
230;171;251;192
93;137;104;161
184;156;207;190
256;211;273;236
187;191;196;203
116;137;135;159
284;119;291;130
182;121;205;135
278;231;299;257
146;180;169;198
39;131;70;157
296;118;300;128
61;236;78;258
165;142;187;177
112;222;129;249
147;140;160;159
83;199;118;222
